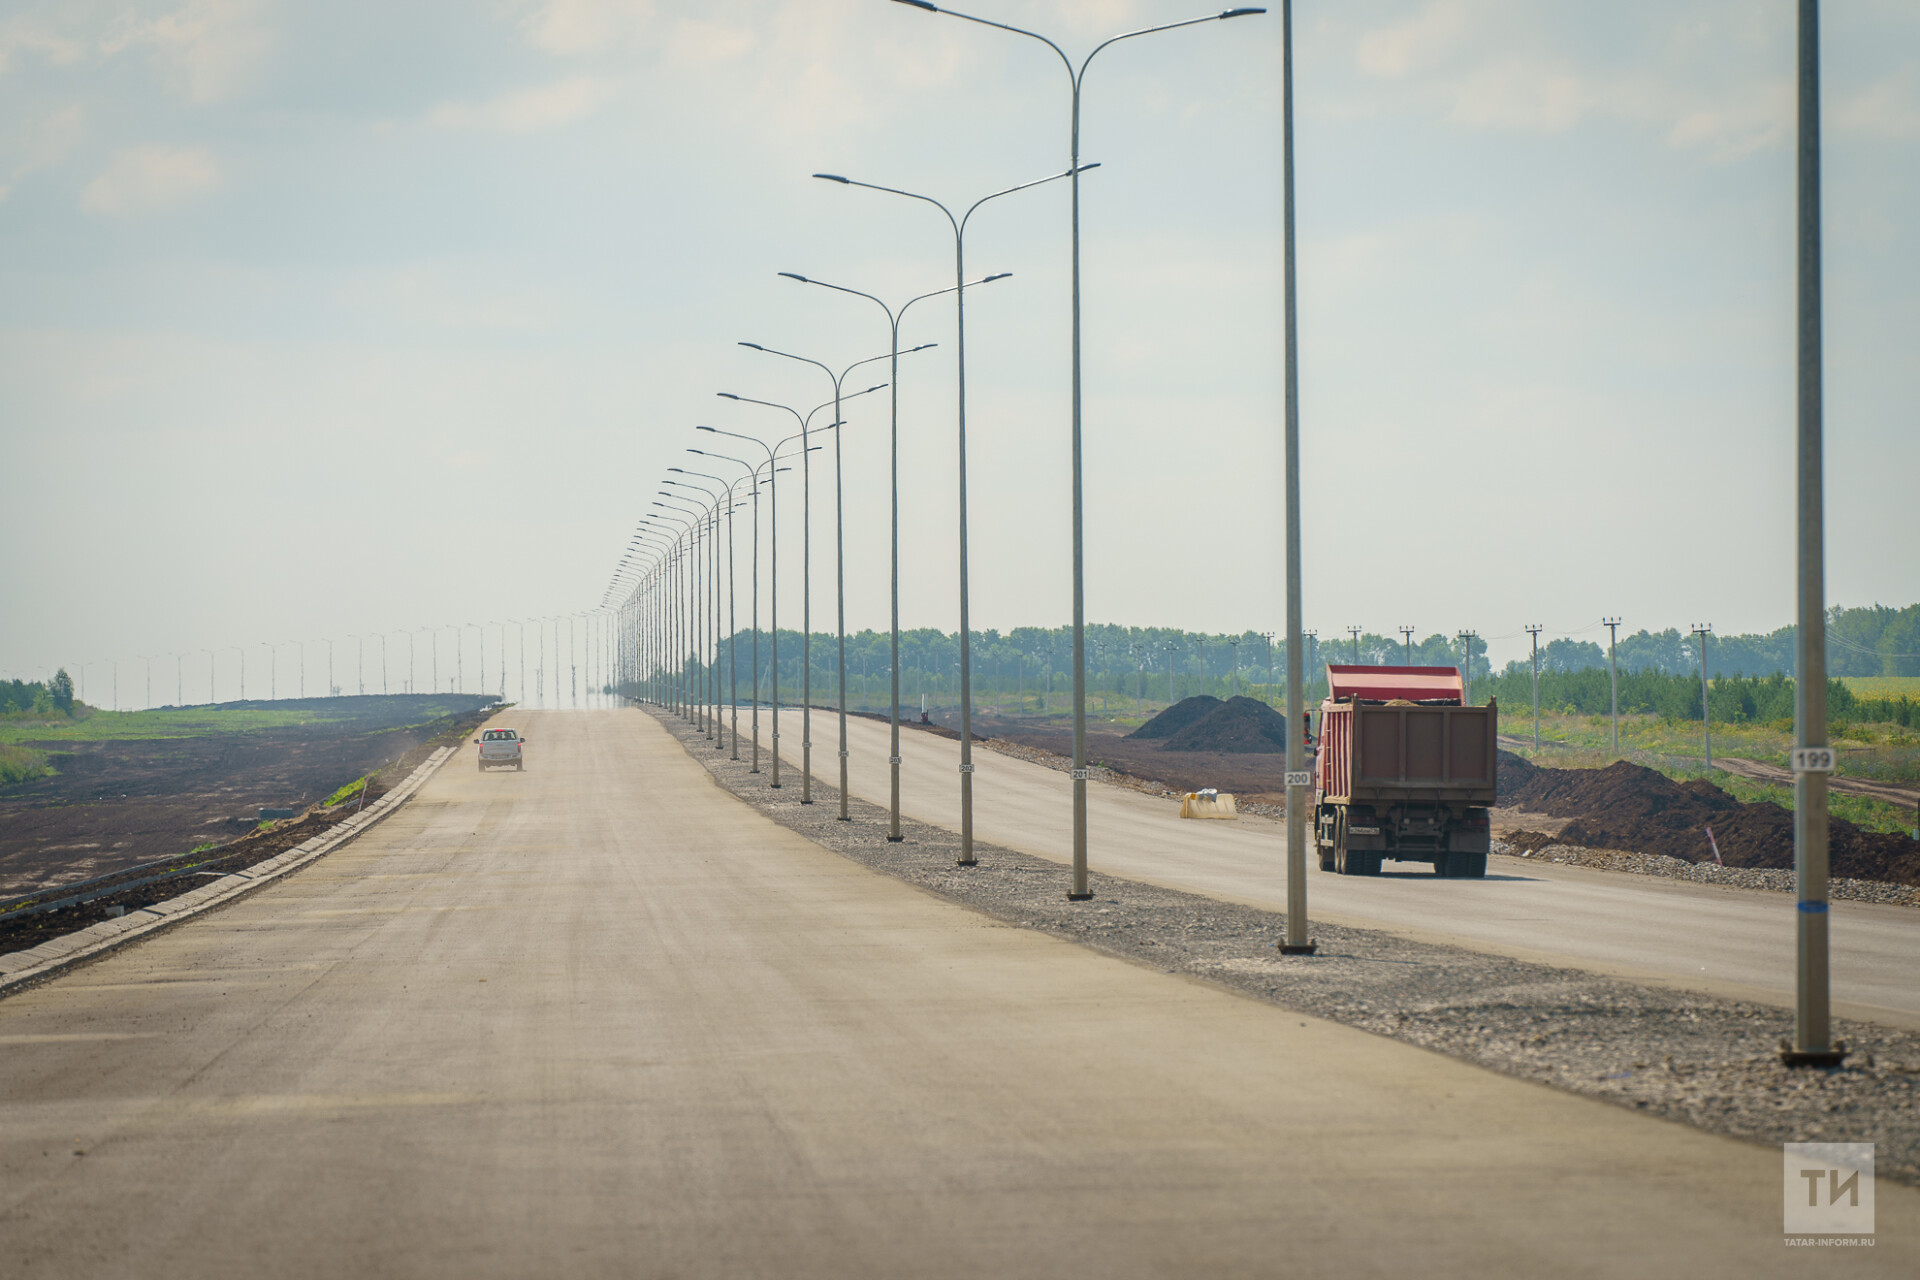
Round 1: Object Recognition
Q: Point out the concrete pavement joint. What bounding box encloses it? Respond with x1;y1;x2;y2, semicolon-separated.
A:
651;705;1920;1185
0;746;456;998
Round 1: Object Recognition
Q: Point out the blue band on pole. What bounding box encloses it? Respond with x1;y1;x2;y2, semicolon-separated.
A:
1797;900;1829;914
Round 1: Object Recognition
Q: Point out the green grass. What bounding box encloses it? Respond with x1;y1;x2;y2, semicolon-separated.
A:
0;697;482;746
0;744;52;784
322;775;369;806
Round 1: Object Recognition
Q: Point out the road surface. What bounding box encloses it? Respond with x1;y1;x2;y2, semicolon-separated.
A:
6;709;1909;1276
770;710;1920;1027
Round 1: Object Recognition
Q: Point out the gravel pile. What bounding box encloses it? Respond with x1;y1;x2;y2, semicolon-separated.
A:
1497;840;1920;909
654;708;1920;1187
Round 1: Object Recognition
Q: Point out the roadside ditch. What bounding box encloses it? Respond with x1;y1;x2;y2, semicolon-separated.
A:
652;705;1920;1186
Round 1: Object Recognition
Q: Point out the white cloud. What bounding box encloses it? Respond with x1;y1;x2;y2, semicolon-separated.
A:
518;0;656;57
1836;67;1920;140
101;0;273;104
79;144;221;216
428;75;619;135
0;14;89;73
1356;0;1470;80
662;18;753;67
3;102;86;188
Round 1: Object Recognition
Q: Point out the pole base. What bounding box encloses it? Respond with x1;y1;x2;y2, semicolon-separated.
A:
1277;942;1318;956
770;783;781;789
1779;1038;1848;1068
886;834;904;843
1066;892;1093;902
800;799;813;805
956;858;977;868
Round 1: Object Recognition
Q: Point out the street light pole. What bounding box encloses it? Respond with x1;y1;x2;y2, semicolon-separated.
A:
780;269;1010;839
739;343;929;821
1692;624;1714;769
1785;0;1841;1067
1603;618;1620;752
716;384;887;800
1278;0;1313;955
813;166;1088;861
698;427;783;784
893;0;1265;897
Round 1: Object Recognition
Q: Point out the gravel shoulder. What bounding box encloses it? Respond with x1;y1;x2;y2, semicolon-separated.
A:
652;704;1920;1187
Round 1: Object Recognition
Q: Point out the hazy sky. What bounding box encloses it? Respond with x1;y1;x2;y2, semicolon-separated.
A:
2;0;1915;696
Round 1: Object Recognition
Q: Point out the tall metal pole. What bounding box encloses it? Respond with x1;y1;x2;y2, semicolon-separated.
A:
1279;0;1314;955
1348;625;1360;664
737;348;910;821
1457;630;1475;706
781;273;1002;836
1786;0;1841;1069
811;171;1078;861
1604;617;1621;753
1692;624;1713;769
892;1;1268;896
1525;624;1543;749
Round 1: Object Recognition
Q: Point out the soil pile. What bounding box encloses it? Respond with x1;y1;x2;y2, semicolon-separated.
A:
1128;696;1222;740
1164;697;1290;754
1497;751;1920;886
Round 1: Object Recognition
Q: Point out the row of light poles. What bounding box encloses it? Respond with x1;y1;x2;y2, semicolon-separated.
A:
602;2;1259;882
606;0;1840;1067
64;617;615;710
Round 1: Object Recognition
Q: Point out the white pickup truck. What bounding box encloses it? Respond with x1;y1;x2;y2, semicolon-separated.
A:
475;727;526;771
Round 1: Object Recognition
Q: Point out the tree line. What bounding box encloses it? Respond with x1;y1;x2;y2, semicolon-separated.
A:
0;671;76;718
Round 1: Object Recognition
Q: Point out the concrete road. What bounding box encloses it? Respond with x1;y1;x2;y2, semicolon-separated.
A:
770;711;1920;1027
6;709;1910;1276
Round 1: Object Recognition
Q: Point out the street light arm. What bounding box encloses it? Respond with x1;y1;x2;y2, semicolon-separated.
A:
960;164;1096;234
1080;10;1264;80
696;424;776;466
778;272;895;326
716;391;805;432
890;1;1075;80
900;271;1012;321
687;446;756;480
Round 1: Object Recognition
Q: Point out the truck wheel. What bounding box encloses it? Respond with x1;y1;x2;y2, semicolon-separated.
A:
515;760;524;772
1355;852;1382;876
1462;851;1487;879
1435;852;1456;877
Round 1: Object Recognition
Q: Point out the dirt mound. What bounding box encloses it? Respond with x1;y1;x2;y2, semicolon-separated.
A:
1497;750;1920;886
1128;696;1222;740
1164;697;1289;754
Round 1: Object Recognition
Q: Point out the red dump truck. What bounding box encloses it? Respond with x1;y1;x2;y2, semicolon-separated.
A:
1314;665;1497;878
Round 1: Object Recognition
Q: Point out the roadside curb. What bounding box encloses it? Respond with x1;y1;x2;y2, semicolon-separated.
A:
0;745;457;998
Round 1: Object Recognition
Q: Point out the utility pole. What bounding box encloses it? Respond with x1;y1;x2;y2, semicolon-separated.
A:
1228;637;1240;695
1784;0;1842;1068
1305;630;1317;701
1278;0;1314;957
1604;617;1622;754
1525;624;1544;749
1347;625;1361;664
1693;623;1714;769
1399;626;1414;665
1457;630;1475;705
1261;631;1276;706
